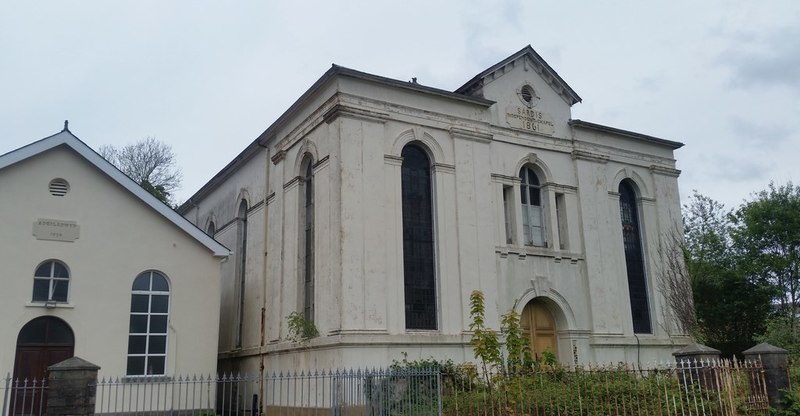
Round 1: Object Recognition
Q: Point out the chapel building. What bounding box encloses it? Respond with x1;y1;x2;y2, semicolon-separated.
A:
179;46;689;372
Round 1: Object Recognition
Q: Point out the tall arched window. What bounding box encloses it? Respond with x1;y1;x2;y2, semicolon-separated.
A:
127;271;170;376
300;157;315;324
401;144;437;330
235;200;248;348
619;181;651;333
520;166;546;247
32;260;70;303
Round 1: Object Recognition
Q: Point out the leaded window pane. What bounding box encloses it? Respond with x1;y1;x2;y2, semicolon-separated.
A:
131;295;149;312
48;320;74;344
53;262;69;278
619;182;652;334
129;315;148;334
51;281;68;302
151;274;169;292
32;279;50;301
401;145;437;330
34;263;51;277
127;357;145;376
520;167;545;246
151;295;169;313
302;158;315;324
132;275;150;291
147;357;165;375
148;335;167;354
149;315;168;334
128;336;146;354
18;319;48;344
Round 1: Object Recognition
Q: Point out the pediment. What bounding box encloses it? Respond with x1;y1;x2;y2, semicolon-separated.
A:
456;45;581;107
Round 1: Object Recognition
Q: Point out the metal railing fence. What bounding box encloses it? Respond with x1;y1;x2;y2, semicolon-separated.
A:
441;359;769;416
1;374;48;416
2;360;770;416
92;367;440;415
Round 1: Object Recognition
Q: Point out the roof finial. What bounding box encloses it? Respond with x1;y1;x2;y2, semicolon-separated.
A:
63;120;70;132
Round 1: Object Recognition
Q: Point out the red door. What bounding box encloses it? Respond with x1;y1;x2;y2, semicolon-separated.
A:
12;317;74;415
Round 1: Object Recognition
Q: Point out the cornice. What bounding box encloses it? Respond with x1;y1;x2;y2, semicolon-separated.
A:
649;165;681;177
312;155;330;171
449;127;493;143
433;163;456;174
271;150;287;165
323;103;389;124
571;150;610;164
490;173;521;184
544;182;578;193
570;119;683;149
283;176;301;191
384;154;403;166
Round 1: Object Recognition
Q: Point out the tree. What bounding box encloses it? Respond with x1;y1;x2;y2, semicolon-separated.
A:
738;183;800;358
100;137;182;205
732;182;800;326
655;228;695;336
683;191;774;357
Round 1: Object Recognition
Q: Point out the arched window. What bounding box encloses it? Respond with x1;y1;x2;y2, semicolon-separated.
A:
520;166;546;247
619;181;651;333
32;260;70;303
401;144;437;330
127;271;170;376
300;157;315;324
235;200;248;348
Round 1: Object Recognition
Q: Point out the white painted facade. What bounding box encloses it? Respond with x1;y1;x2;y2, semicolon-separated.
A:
0;130;228;378
180;46;690;373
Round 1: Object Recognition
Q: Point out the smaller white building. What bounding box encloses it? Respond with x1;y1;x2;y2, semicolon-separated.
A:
0;126;229;381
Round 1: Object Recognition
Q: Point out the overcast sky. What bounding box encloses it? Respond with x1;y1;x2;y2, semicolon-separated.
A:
1;1;798;211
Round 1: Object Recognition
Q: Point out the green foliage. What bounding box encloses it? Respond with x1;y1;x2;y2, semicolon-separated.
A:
500;309;530;371
684;191;774;356
364;355;451;416
772;366;800;416
140;179;170;204
286;311;318;342
733;182;800;321
758;316;800;359
468;290;502;372
439;363;733;416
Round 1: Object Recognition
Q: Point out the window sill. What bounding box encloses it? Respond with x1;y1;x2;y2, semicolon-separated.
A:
495;245;584;262
25;302;74;309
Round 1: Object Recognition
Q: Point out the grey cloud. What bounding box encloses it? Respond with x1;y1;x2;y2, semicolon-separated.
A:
717;25;800;91
728;116;792;146
705;153;768;182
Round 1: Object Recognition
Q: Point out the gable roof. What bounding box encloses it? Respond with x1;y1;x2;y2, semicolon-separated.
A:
456;45;582;106
0;126;230;257
569;119;684;149
178;64;495;212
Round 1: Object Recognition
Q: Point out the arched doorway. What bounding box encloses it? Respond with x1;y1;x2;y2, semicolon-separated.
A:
14;316;75;379
12;316;74;414
520;299;558;360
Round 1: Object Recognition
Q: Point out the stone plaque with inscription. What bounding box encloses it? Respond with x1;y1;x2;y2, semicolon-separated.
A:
33;219;80;242
505;106;555;136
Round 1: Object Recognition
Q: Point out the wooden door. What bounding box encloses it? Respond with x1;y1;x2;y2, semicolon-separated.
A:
12;317;74;415
521;300;558;360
